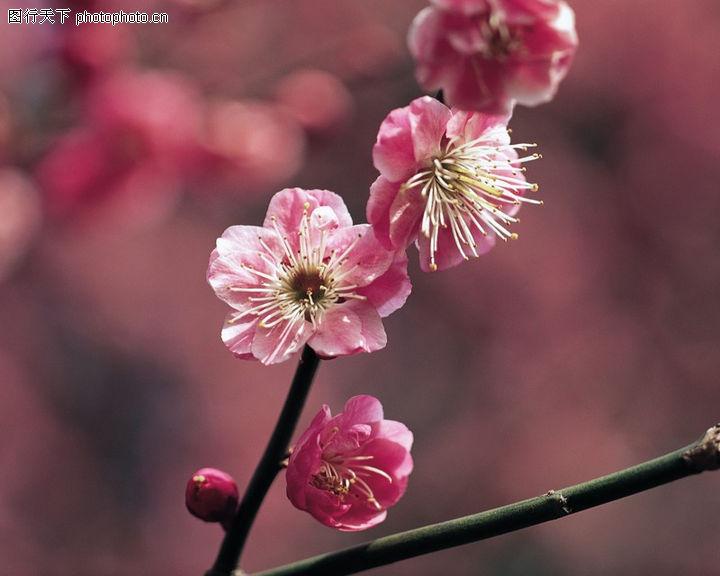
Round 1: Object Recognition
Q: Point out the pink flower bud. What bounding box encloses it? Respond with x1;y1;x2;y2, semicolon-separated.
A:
185;468;239;523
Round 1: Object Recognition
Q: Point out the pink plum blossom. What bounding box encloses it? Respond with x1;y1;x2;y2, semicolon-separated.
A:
409;0;578;114
208;188;411;365
368;96;541;272
286;395;413;531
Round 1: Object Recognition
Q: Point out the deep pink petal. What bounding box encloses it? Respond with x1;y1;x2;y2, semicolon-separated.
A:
430;0;489;15
341;395;384;425
499;0;562;24
408;96;452;163
374;419;414;452
286;406;332;510
305;486;351;527
293;406;332;457
286;443;320;511
451;57;514;115
372;106;417;183
366;176;400;250
409;8;461;91
387;185;425;250
446;109;512;143
333;505;387;532
357;250;412;318
361;438;414;482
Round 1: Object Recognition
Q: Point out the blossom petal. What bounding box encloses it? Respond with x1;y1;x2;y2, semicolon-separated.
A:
409;8;460;92
387;185;425;250
220;315;257;359
305;487;351;527
375;420;414;452
251;319;312;365
263;188;353;240
357;250;412;318
446;109;512;143
367;176;400;250
334;507;388;532
341;394;385;425
208;227;282;310
430;0;489;15
408;96;452;163
286;409;329;510
372;106;416;182
308;302;386;358
325;225;394;288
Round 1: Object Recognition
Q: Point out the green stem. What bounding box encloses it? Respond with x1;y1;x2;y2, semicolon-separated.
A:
207;346;321;576
254;424;720;576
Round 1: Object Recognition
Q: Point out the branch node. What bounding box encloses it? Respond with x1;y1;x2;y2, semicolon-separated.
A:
683;424;720;472
545;489;572;515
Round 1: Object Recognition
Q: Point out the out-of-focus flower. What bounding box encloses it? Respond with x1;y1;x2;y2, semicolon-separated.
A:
200;100;306;192
286;395;413;531
409;0;578;114
86;69;203;165
368;96;540;272
208;188;411;365
0;168;42;281
185;468;239;523
60;25;134;79
37;69;203;222
274;69;353;136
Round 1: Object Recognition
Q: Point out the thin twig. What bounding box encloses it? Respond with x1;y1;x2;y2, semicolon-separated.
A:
207;346;321;576
253;424;720;576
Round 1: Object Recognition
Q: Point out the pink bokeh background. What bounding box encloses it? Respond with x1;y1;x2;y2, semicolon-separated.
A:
1;1;719;574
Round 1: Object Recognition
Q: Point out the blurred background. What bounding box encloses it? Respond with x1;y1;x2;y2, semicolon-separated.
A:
1;0;719;574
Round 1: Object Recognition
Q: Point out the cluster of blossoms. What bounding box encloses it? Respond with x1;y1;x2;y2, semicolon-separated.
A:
198;0;577;533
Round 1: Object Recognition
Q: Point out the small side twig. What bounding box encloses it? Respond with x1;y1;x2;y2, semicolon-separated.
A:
253;424;720;576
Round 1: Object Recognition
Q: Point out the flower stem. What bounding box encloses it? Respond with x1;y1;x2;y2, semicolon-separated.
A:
207;345;321;576
253;424;720;576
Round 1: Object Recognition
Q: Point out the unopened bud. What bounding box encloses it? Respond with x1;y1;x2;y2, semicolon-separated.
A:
185;468;239;523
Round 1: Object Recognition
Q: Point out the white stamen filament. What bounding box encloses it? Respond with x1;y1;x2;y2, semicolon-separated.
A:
312;453;390;511
402;134;541;271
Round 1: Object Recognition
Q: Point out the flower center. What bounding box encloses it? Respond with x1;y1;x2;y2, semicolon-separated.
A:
289;269;327;301
311;454;391;511
401;131;541;270
479;12;519;60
